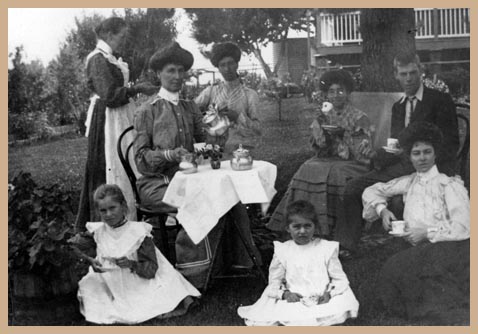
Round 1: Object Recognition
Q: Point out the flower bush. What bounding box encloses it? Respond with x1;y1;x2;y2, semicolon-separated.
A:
8;172;76;276
197;144;224;160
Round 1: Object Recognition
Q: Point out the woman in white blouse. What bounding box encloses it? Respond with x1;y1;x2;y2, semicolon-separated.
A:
362;121;469;324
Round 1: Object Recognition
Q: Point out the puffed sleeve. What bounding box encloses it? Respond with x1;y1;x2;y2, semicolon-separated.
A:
326;242;350;297
194;85;213;112
264;241;287;300
362;175;413;222
310;118;328;154
133;103;176;176
132;237;159;279
243;90;262;135
191;102;207;143
87;54;133;108
428;177;470;243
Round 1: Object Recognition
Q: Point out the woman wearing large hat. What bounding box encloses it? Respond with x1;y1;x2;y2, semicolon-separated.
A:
133;41;204;212
195;42;262;154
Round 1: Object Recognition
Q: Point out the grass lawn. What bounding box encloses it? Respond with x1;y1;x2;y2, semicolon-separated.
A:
8;97;468;326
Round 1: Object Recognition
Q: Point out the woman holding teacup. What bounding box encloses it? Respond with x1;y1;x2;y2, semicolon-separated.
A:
267;69;374;237
362;121;469;324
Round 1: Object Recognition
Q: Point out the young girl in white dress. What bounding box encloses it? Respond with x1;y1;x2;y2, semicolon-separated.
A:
237;200;359;326
72;184;201;324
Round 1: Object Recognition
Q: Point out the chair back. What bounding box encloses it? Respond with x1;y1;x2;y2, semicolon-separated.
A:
117;126;141;204
349;92;403;149
455;104;470;186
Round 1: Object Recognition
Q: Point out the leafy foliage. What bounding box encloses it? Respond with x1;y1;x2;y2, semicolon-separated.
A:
8;172;76;276
185;8;310;78
8;47;53;139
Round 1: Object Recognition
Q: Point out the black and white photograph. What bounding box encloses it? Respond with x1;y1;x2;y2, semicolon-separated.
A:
7;7;472;327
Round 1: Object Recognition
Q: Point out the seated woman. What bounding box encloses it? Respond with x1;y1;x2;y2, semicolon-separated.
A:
362;121;469;324
267;69;374;237
133;42;260;290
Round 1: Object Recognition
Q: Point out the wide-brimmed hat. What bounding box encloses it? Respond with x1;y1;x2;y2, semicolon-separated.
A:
149;42;194;72
210;42;241;67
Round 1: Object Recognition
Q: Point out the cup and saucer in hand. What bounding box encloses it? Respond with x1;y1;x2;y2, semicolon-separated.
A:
100;256;120;271
389;220;407;236
382;138;402;154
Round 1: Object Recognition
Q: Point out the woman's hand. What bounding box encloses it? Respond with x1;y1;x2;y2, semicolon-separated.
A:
380;208;397;231
219;107;239;123
357;139;377;159
318;291;331;304
90;258;106;273
283;290;303;303
172;147;189;162
402;225;428;245
132;82;159;96
115;256;134;269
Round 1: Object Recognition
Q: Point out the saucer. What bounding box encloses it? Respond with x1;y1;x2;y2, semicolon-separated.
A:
389;230;406;236
322;125;342;133
382;146;401;154
322;125;339;130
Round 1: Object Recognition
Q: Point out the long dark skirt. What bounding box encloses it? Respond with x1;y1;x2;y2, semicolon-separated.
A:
267;157;370;236
377;239;470;325
75;100;106;231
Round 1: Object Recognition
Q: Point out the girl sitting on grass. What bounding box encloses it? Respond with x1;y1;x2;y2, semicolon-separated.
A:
70;184;200;324
237;200;359;326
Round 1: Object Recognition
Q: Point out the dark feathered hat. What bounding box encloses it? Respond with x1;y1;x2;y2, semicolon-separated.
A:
398;121;443;156
149;42;194;72
210;42;241;67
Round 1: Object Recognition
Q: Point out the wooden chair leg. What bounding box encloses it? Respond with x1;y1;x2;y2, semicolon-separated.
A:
230;218;267;285
158;215;171;262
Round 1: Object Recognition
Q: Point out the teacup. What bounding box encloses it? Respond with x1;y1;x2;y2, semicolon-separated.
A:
322;101;333;114
391;220;406;234
387;138;399;150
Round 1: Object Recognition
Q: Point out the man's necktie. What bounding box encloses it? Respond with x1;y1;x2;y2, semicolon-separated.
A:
405;96;416;127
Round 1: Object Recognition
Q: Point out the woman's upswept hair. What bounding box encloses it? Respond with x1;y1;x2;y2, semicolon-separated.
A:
94;17;127;40
398;121;443;156
93;184;128;210
285;200;319;228
319;69;355;94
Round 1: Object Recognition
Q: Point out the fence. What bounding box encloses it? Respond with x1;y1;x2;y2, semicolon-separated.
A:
319;8;470;45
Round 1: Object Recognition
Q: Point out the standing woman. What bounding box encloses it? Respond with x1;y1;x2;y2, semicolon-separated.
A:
76;17;157;230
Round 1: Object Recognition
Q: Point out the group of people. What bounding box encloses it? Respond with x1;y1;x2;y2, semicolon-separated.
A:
70;16;469;326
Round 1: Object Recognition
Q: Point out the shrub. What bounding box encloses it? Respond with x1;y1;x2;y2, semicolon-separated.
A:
8;172;76;276
8;111;54;141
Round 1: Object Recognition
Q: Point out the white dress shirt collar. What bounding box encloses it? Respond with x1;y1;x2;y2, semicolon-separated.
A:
96;39;113;55
400;82;424;104
155;87;180;106
416;164;439;182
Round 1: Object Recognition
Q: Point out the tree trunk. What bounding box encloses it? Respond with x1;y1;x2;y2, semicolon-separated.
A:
360;9;416;92
252;48;273;79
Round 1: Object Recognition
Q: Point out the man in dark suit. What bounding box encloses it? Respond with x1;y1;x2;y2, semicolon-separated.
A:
334;51;459;256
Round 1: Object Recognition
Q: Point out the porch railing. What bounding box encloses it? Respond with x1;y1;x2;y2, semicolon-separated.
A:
319;8;470;46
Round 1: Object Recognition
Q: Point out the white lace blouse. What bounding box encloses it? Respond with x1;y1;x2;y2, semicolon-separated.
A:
362;165;470;243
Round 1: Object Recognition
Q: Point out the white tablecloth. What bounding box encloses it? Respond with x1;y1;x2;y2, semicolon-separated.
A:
163;160;277;244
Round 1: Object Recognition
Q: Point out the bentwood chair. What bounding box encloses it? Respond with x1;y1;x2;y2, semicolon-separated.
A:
455;104;470;189
117;125;180;263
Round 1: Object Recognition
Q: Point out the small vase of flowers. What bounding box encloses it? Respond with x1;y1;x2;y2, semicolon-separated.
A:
198;144;224;169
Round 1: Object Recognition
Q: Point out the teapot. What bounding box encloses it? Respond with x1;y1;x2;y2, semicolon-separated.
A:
179;152;198;174
203;104;231;136
230;144;253;171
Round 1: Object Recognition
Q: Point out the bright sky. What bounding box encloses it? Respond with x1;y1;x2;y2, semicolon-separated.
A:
8;8;273;81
